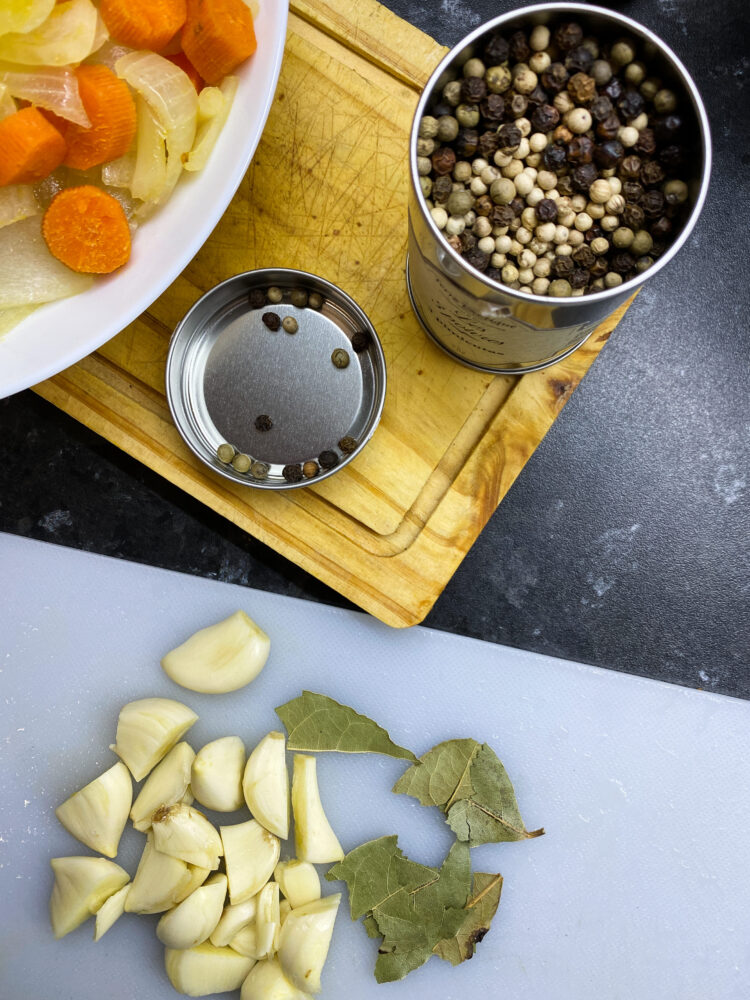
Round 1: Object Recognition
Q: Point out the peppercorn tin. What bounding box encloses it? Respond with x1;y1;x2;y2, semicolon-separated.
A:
407;2;711;374
166;269;386;490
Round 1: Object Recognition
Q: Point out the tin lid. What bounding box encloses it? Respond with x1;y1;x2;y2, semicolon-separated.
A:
166;268;386;490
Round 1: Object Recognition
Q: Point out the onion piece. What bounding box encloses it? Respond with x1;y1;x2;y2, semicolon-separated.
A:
0;185;40;229
0;304;39;340
115;51;197;205
0;81;16;120
86;38;134;71
184;77;238;173
102;151;136;191
89;11;109;58
0;216;93;308
0;0;55;39
0;63;90;127
130;94;167;204
0;0;99;67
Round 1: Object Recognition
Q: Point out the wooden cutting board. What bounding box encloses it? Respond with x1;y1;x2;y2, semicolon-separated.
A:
33;0;635;628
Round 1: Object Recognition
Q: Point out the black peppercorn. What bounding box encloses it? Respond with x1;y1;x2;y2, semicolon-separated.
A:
351;330;371;352
248;289;266;309
570;267;590;289
622;180;645;203
651;239;668;257
650;215;672;238
565;46;594;74
603;76;623;102
572;245;596;268
432;174;452;203
431;101;452;119
475;194;493;217
567;71;596;104
262;312;281;331
553;256;575;279
509;196;525;218
462;76;486;104
536;198;558;222
318;450;338;470
584;224;603;243
542;143;567;172
567;135;594;164
634;128;656;156
483;33;509;65
596;113;621;140
542;62;569;93
590;257;608;277
282;464;304;483
557;175;575;197
486;266;503;282
254;414;273;431
640;160;665;186
531;103;560;132
572;162;598;191
497;122;521;150
331;348;350;368
654;114;682;142
463;247;490;272
507;93;527;118
618;88;645;120
526;84;549;109
622;202;645;229
455;128;479;157
590;95;613;121
555;21;583;51
338;436;357;454
478;130;500;157
611;251;636;273
619;154;642;179
459;231;477;253
659;144;684;169
479;93;505;121
431;147;456;175
489;204;515;227
509;30;531;63
594;139;623;169
641;189;665;218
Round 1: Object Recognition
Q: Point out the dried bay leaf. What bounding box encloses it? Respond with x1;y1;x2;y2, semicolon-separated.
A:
394;739;544;845
433;871;503;965
276;691;417;761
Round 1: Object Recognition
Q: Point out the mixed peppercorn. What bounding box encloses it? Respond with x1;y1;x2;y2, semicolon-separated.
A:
417;20;691;297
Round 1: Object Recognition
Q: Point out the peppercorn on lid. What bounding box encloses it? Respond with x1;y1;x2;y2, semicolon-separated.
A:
166;269;386;490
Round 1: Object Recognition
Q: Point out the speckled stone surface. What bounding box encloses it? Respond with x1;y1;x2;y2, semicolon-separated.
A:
0;0;748;697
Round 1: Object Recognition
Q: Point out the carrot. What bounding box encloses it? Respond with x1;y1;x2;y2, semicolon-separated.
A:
166;51;204;93
99;0;187;52
57;65;137;171
182;0;256;86
42;186;131;274
0;107;66;186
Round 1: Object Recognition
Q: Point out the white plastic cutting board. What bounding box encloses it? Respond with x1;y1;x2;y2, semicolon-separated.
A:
1;533;748;1000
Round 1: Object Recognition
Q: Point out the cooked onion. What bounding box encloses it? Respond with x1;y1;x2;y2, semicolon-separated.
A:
0;304;40;340
0;82;16;120
0;0;55;39
0;64;90;127
185;77;238;173
0;0;99;66
0;216;93;308
0;185;40;229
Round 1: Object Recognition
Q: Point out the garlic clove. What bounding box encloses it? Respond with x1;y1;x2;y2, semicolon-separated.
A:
55;761;132;858
221;819;280;904
156;873;227;950
210;895;258;947
165;941;255;996
255;881;280;960
279;899;292;925
242;732;289;838
130;741;195;832
240;957;314;1000
125;831;209;914
94;882;130;941
49;856;129;939
192;736;246;813
151;802;223;870
274;860;320;910
229;921;262;960
111;698;198;781
291;756;344;863
160;610;270;694
276;894;341;995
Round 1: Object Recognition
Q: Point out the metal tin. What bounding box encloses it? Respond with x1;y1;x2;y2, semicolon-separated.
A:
166;269;386;489
407;2;712;374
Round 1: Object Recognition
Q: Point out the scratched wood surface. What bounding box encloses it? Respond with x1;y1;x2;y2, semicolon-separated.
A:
33;0;635;627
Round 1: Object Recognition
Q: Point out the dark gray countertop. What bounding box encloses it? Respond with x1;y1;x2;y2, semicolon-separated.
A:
1;0;748;697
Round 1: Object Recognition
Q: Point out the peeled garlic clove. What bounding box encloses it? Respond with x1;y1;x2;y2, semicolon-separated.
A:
157;873;227;950
55;761;132;858
221;819;280;904
125;832;209;914
291;756;344;863
49;856;129;939
111;698;198;781
152;802;223;870
229;921;261;960
243;732;289;838
210;895;258;947
130;742;195;832
279;899;292;925
165;941;255;996
192;736;246;813
161;610;270;694
277;894;341;995
94;882;130;941
274;861;320;910
241;957;313;1000
255;881;280;960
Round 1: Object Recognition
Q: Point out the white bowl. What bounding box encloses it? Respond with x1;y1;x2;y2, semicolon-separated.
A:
0;0;289;399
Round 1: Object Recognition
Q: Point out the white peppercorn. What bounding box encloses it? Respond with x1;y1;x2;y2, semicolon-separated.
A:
618;125;639;148
663;179;688;203
502;262;519;283
553;91;575;115
590;236;609;255
532;276;550;295
529;237;549;255
509;238;523;255
529;132;548;153
417;137;435;157
570;193;587;212
601;167;616;179
486;65;512;93
525;152;542;167
527;186;545;206
565;107;593;134
495;234;512;253
437;115;459;141
515;116;532;137
524;166;538;181
473;215;492;238
456;104;479;127
568;229;585;247
519;248;537;269
590;277;605;291
517;267;533;285
463;57;485;78
447;189;473;215
612;226;634;248
478;236;496;254
604;271;623;287
512;64;538;94
557;208;576;227
533;258;551;277
417;156;432;176
515;172;534;197
587;201;606;219
493;150;513;167
591;59;612;85
521;206;537;229
600;214;619;231
553;224;569;244
490;252;507;268
519;285;533;294
453;160;472;182
624;61;646;86
582;37;599;58
442;80;463;106
501;159;524;179
608;177;623;195
418;177;432;199
419;116;439;139
512;137;531;161
574;211;593;232
445;215;465;236
555;243;573;256
536;221;556;242
537;170;557;191
631;112;648;132
640;77;660;101
653;88;677;113
470;176;488;196
509;217;521;232
529;51;551;74
492;225;509;237
472;157;489;175
516;226;533;244
636;255;654;273
549;279;572;297
530;24;550;51
464;210;476;226
605;193;626;215
508;280;522;289
480;165;500;185
611;40;635;66
631;229;653;255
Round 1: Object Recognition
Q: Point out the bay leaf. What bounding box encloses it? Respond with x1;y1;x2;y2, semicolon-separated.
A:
433;871;503;965
392;738;480;808
276;691;417;761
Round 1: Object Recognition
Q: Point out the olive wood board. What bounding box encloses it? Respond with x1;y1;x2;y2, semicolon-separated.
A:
32;0;636;628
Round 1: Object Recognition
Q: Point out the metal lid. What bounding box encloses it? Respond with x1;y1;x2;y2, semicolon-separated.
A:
166;268;386;490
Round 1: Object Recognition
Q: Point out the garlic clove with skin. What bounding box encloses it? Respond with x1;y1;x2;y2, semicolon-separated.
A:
55;761;132;858
156;873;227;950
210;895;258;948
111;697;198;781
125;831;210;914
151;802;223;870
192;736;246;813
160;610;270;694
49;856;130;939
276;894;341;995
220;818;280;904
291;755;344;864
274;860;320;910
165;942;255;997
94;882;130;941
240;957;314;1000
130;741;195;832
242;731;289;838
